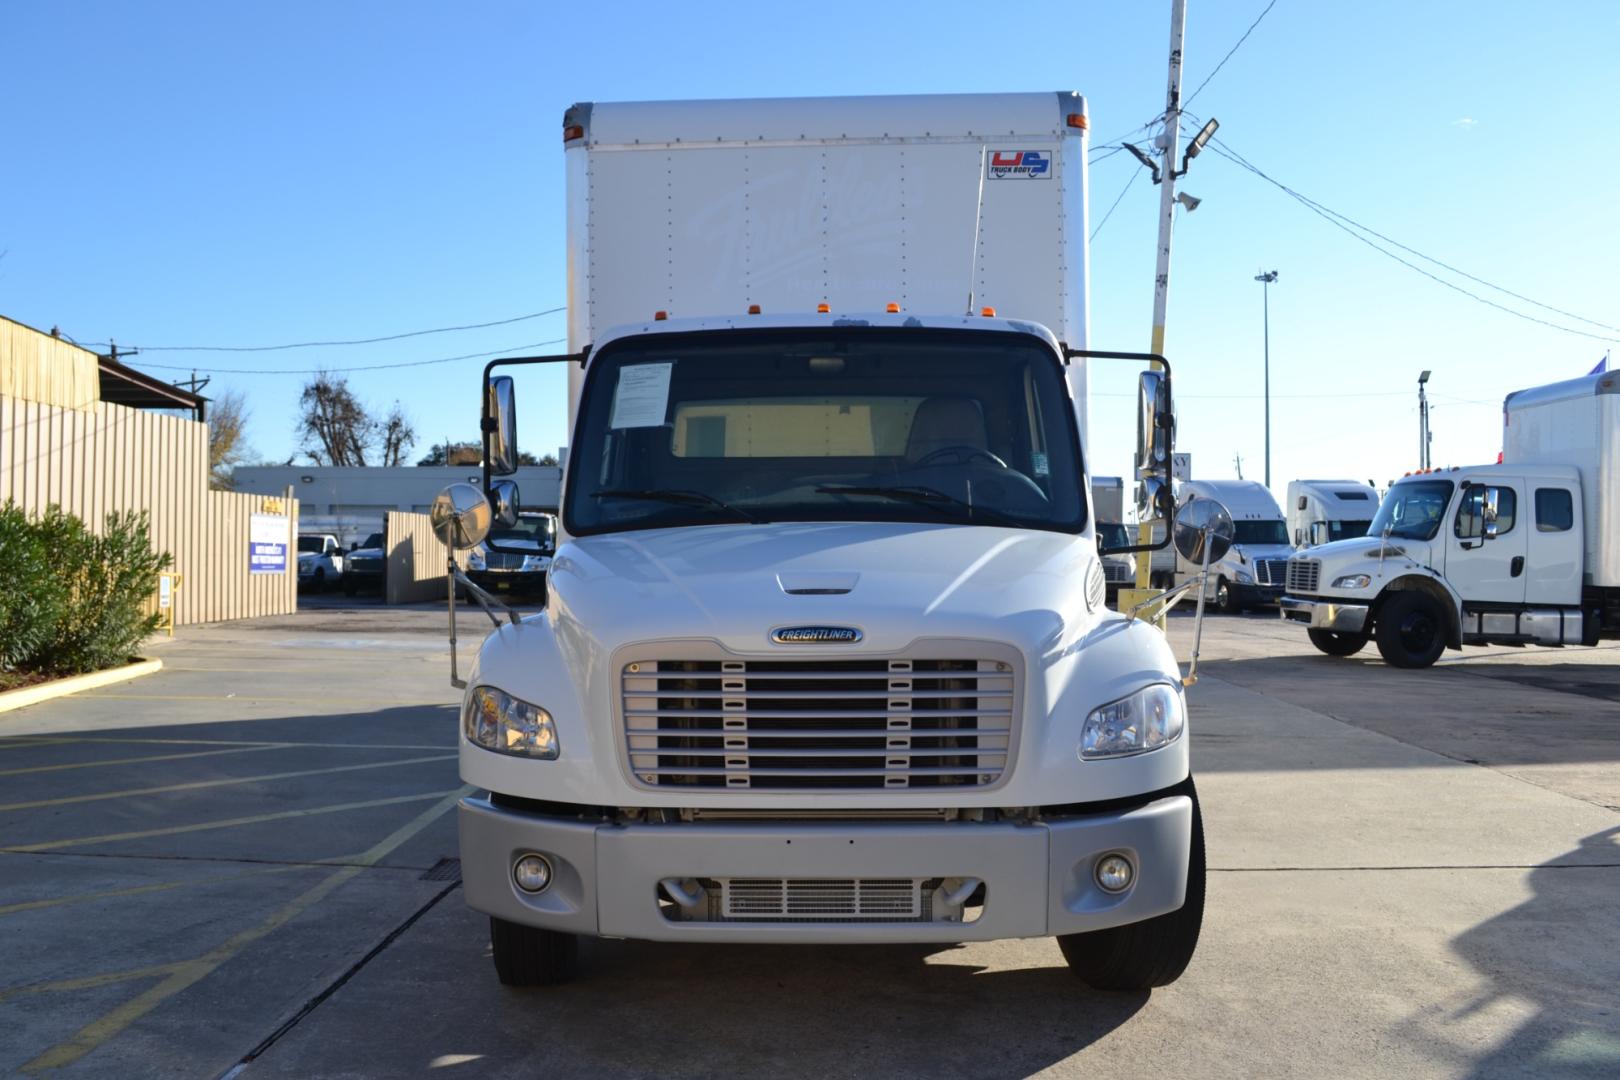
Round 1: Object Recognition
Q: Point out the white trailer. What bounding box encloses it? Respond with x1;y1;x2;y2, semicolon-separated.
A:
445;92;1200;992
1287;479;1378;548
1280;369;1620;666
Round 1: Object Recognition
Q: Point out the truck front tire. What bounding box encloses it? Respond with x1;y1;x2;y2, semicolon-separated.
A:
490;916;578;986
1374;591;1447;669
1307;627;1368;656
1215;577;1242;615
1057;781;1205;991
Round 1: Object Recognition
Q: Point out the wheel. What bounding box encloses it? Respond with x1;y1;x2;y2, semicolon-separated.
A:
1057;780;1205;991
490;916;578;986
312;567;326;591
1375;591;1447;669
1308;627;1369;656
1215;577;1243;615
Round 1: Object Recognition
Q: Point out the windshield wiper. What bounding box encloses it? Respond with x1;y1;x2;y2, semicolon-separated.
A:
815;485;1018;527
590;488;761;523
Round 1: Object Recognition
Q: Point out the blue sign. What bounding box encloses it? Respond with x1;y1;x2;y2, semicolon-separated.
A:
249;513;289;574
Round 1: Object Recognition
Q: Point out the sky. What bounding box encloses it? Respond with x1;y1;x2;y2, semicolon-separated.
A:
5;1;1619;509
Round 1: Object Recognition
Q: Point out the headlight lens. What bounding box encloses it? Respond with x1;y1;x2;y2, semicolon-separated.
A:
468;549;487;571
464;686;559;758
520;554;551;572
1332;574;1372;589
1081;683;1184;760
1234;570;1253;584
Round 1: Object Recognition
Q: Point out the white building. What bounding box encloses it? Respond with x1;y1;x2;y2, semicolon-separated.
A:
233;466;562;525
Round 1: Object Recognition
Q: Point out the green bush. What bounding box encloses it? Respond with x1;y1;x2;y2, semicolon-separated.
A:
0;503;172;677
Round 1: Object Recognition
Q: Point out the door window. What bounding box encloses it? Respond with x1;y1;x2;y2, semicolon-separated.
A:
1454;486;1516;539
1534;488;1574;532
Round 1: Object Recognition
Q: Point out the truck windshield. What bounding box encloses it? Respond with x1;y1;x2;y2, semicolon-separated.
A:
296;537;325;554
1232;520;1288;546
565;329;1085;536
490;515;555;549
1326;519;1372;542
1098;523;1132;549
1368;480;1454;540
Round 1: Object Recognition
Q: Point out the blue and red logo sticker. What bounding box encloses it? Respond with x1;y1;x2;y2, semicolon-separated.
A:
987;150;1052;180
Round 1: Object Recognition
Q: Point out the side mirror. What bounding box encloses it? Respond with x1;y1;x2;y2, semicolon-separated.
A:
1309;521;1329;546
1136;475;1173;522
430;482;492;550
1173;497;1234;565
1135;371;1170;478
486;376;519;477
489;479;520;529
1481;486;1501;540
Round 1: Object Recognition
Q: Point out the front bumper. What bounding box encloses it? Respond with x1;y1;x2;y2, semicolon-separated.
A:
1279;595;1370;633
466;569;547;596
458;791;1193;943
1231;583;1283;607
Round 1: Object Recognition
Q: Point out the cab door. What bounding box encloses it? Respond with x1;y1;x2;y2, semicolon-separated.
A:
1444;478;1528;605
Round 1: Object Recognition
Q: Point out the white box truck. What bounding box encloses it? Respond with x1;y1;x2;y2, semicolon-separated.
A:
440;92;1202;991
1287;479;1378;548
1167;479;1292;613
1279;371;1620;666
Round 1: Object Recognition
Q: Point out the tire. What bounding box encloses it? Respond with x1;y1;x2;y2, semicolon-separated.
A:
312;567;326;591
1307;627;1369;657
1057;780;1205;991
1215;577;1243;615
1375;591;1447;669
490;916;579;986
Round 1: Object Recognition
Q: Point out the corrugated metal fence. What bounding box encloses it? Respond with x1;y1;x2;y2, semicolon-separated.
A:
384;511;460;605
0;394;298;626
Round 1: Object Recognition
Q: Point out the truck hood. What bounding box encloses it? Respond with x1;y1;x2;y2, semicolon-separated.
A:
1297;535;1434;571
550;522;1097;658
1230;544;1296;563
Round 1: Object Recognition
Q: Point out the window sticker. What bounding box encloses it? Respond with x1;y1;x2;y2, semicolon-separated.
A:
1032;451;1050;477
609;362;674;429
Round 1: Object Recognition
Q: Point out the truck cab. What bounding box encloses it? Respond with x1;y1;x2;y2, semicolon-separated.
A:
1173;479;1294;613
1281;464;1588;666
1287;479;1377;548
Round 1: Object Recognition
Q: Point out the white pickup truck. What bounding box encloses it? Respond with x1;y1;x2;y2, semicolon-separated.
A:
1281;371;1620;666
433;92;1206;992
296;533;343;591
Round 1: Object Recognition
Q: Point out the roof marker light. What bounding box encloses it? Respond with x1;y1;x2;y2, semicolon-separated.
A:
1066;113;1088;130
886;302;901;313
563;124;584;142
653;310;668;321
980;306;996;317
747;304;761;315
817;303;830;314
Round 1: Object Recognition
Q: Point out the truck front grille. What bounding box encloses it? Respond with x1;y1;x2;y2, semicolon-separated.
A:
1256;559;1289;586
1103;562;1132;583
1287;559;1321;594
621;656;1016;791
720;877;931;920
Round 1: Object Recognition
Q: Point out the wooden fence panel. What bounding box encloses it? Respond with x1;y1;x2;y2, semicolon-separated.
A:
0;394;297;626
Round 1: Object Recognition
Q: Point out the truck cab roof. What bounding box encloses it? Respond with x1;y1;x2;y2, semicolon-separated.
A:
1393;463;1581;484
589;311;1064;358
1176;479;1284;521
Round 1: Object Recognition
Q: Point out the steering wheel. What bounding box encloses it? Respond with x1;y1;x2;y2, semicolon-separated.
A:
913;444;1010;470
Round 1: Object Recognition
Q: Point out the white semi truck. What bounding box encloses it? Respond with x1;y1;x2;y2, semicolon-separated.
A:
1167;479;1293;613
1286;479;1378;548
1280;371;1620;666
1090;476;1135;603
436;92;1205;991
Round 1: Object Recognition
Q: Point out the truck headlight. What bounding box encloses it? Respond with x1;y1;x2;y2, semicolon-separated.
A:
465;686;559;758
1332;574;1371;589
468;550;487;571
1080;684;1184;760
520;554;551;572
1234;570;1253;584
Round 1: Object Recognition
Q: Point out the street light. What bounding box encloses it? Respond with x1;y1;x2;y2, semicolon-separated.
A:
1417;370;1433;470
1254;270;1279;488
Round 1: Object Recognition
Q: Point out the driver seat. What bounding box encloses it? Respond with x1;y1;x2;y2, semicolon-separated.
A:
906;397;988;462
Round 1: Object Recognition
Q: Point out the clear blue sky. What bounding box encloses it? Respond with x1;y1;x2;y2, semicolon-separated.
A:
5;1;1617;501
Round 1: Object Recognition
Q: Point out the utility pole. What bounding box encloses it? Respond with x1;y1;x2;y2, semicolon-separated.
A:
1148;0;1187;360
1233;452;1244;479
1417;370;1432;469
1254;270;1278;488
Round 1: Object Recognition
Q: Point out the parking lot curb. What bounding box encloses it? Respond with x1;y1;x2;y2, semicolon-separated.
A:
0;658;164;714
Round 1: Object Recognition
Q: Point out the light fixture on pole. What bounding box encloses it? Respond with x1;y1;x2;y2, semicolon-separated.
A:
1254;270;1279;488
1417;370;1433;470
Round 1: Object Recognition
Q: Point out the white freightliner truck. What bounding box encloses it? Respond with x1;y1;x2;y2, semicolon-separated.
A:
1286;479;1378;549
1166;479;1292;613
434;93;1208;991
1090;476;1135;603
1280;371;1620;667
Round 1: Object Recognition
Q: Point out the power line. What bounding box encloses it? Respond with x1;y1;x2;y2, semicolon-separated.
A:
1091;166;1145;241
132;338;567;376
1205;138;1620;344
129;307;566;353
1184;0;1280;108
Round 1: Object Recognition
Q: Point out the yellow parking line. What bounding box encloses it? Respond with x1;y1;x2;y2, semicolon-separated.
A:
0;744;286;777
20;786;472;1073
0;862;304;917
0;963;183;1004
1;788;463;853
0;738;76;751
0;754;456;812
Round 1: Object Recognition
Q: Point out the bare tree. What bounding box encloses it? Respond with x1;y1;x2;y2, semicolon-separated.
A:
207;389;256;489
296;374;418;467
379;403;416;467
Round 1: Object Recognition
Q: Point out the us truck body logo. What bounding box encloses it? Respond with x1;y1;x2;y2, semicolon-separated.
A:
772;626;863;644
987;150;1051;180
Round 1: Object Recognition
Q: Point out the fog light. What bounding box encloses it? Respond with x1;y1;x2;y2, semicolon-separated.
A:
1095;853;1134;894
513;853;553;894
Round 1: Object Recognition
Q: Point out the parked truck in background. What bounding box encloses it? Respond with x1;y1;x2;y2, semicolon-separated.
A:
440;92;1202;993
1287;479;1378;548
1090;476;1134;603
1280;371;1620;667
1167;479;1292;613
296;533;344;591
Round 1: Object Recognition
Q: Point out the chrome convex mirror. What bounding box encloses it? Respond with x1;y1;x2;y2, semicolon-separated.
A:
1174;497;1234;565
430;482;492;550
1481;486;1501;540
1135;370;1170;479
486;375;518;477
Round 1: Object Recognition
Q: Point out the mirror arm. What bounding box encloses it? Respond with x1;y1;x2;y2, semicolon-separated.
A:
1067;349;1176;556
451;564;521;628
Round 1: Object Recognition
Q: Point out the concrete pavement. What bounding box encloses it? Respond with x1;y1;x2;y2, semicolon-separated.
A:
0;604;1615;1078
